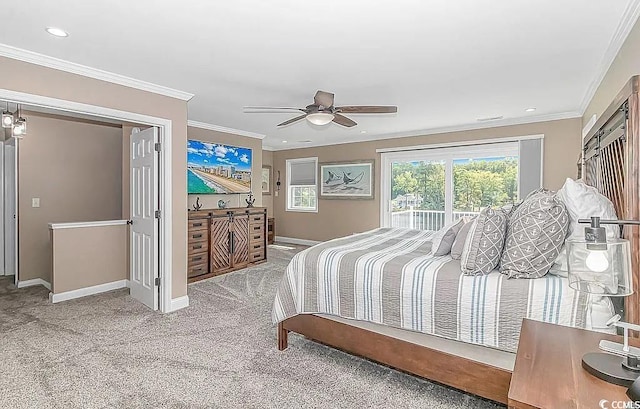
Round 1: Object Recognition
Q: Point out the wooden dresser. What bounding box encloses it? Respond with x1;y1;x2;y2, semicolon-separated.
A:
187;207;267;282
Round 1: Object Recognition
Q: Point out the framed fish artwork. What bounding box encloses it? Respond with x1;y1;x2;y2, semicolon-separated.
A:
319;159;375;200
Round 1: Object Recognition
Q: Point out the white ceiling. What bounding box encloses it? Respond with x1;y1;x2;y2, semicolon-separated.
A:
1;0;639;150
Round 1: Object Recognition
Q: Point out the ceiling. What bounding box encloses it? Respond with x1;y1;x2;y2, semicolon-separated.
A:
1;1;639;150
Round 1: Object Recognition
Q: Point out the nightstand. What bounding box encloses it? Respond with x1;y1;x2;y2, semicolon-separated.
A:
267;217;275;245
508;319;637;408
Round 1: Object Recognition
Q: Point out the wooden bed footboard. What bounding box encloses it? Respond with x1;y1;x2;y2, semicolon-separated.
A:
277;315;512;405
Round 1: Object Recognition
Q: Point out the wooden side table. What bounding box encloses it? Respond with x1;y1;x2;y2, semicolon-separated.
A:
508;319;637;408
267;217;275;245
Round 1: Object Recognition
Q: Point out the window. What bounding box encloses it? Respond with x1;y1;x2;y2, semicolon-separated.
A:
287;157;318;212
381;137;543;230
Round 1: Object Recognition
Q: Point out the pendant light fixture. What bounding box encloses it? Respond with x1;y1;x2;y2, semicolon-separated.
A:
1;102;27;137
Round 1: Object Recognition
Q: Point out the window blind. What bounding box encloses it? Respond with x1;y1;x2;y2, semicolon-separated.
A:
289;159;317;186
518;138;543;198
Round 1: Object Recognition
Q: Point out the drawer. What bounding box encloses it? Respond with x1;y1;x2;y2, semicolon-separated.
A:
249;232;264;242
249;251;266;263
188;231;207;242
188;241;208;255
188;253;207;265
249;214;265;224
188;219;208;231
249;224;264;234
188;262;208;277
249;242;264;253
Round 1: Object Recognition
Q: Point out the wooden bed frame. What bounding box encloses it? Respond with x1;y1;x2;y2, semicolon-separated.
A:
278;316;512;404
276;76;640;405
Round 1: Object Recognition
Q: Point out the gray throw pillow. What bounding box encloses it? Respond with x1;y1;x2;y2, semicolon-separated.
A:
500;189;569;279
431;218;465;256
460;208;507;275
451;218;474;260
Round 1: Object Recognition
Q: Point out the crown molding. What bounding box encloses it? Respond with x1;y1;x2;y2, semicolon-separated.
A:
187;120;266;140
0;43;194;101
262;145;275;151
268;111;581;151
578;0;640;114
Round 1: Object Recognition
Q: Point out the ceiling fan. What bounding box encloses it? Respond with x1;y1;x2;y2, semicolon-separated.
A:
243;90;397;128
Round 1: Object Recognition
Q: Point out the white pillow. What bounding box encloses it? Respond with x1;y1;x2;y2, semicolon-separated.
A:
550;178;619;277
556;178;619;240
431;218;465;256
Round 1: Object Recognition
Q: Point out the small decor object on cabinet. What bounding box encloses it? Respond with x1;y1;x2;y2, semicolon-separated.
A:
192;197;203;211
319;160;374;200
217;199;230;209
245;193;255;208
262;166;272;195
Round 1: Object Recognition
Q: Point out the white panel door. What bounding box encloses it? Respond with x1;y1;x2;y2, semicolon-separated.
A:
4;140;17;282
130;127;159;310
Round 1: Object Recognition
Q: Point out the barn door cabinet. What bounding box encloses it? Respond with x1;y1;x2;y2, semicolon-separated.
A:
187;207;267;282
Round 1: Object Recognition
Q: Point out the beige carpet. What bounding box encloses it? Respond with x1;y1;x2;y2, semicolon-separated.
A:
0;246;503;408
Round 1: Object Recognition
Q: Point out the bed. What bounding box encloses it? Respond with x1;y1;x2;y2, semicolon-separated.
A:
273;228;615;403
274;77;640;405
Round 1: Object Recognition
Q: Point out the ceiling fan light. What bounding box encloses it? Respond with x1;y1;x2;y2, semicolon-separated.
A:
306;112;334;126
2;112;13;128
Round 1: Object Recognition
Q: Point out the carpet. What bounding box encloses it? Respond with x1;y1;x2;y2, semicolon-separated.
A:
0;246;503;408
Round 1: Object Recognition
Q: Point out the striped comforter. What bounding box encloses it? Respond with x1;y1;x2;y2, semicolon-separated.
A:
272;228;591;353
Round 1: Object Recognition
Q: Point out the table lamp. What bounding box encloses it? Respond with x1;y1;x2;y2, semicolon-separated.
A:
567;216;639;386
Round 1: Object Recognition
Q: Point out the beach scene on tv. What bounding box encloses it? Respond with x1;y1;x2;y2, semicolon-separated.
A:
187;140;252;194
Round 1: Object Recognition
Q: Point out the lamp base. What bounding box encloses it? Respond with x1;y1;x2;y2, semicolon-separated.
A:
582;352;640;386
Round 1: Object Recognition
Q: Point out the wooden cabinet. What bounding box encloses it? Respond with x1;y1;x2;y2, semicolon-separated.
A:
188;207;267;282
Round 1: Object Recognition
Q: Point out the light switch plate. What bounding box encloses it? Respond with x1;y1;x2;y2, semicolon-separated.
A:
275;191;279;197
32;198;40;208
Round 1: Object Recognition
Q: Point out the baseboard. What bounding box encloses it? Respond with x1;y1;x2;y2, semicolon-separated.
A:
168;295;189;312
49;279;128;304
17;278;51;291
275;236;320;246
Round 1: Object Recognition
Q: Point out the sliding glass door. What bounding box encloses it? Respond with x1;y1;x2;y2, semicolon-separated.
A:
390;160;446;230
381;140;537;231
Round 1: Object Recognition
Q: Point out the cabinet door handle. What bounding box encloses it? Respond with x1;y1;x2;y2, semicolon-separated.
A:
253;244;260;249
253;235;260;240
193;244;202;250
229;231;235;254
193;222;203;227
192;256;202;262
193;233;202;239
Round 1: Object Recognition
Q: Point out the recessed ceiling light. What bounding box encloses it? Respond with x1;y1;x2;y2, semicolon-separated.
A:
525;108;536;112
360;130;367;134
45;27;69;37
282;140;287;143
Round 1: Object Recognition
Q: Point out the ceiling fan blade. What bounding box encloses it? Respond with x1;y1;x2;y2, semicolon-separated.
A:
314;91;335;108
332;113;357;128
244;106;305;113
277;114;307;127
336;106;398;114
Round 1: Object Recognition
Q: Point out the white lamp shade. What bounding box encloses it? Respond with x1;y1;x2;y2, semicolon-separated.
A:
566;238;633;296
306;112;334;126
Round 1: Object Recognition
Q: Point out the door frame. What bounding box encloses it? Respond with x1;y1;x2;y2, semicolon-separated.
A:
0;88;176;313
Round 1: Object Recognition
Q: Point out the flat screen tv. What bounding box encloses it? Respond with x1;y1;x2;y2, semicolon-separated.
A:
187;140;252;194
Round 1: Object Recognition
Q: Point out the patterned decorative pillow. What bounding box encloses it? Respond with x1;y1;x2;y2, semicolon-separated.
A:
450;218;475;260
500;189;569;279
431;218;465;256
460;208;507;275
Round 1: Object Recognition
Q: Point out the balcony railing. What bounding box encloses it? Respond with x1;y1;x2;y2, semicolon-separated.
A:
391;208;479;231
